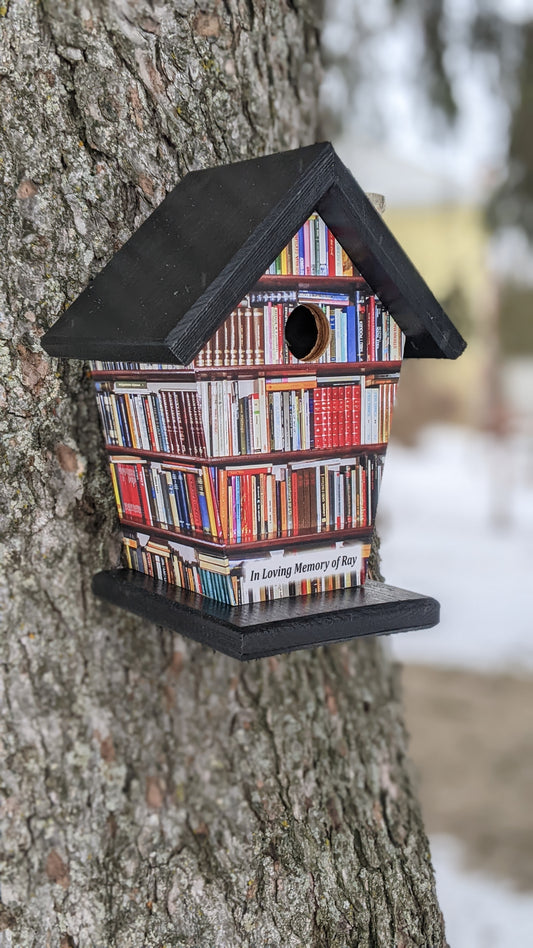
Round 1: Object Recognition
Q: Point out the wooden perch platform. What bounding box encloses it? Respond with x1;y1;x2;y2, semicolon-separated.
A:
92;569;439;660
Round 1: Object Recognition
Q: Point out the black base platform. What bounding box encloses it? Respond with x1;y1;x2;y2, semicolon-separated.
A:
92;569;439;661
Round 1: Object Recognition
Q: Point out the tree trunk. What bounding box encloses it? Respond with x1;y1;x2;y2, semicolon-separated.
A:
0;1;446;944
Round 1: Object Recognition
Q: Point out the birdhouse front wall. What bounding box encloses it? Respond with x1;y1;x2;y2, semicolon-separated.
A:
90;213;404;606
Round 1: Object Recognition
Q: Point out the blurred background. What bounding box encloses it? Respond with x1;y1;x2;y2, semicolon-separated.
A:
320;0;533;943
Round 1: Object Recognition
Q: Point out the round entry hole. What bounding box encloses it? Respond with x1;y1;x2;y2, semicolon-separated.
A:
284;303;331;362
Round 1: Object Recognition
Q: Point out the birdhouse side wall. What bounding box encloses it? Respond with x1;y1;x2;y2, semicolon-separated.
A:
89;212;404;606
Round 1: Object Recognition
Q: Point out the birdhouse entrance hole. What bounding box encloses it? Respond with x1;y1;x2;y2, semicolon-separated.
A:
284;303;330;362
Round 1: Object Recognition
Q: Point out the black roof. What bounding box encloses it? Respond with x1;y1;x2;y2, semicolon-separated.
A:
41;142;466;364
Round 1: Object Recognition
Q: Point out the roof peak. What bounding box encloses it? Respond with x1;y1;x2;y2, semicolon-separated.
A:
42;143;465;363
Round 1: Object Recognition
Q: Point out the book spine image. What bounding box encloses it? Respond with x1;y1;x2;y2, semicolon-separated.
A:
188;376;398;458
93;383;208;460
121;529;238;606
119;527;372;605
89;210;405;609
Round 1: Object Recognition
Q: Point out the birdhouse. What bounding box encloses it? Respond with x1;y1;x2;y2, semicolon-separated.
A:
42;143;466;659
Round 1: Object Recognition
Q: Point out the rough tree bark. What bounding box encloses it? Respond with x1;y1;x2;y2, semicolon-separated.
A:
0;1;447;945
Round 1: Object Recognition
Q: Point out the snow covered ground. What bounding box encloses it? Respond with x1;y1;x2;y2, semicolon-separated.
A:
376;424;533;671
432;836;533;948
376;424;533;943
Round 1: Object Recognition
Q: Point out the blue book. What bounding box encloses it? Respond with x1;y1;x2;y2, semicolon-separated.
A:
171;472;183;530
197;483;211;534
154;397;169;453
354;291;361;362
176;470;191;532
358;294;365;362
171;472;182;530
200;568;212;599
115;395;131;447
298;227;305;275
347;304;357;363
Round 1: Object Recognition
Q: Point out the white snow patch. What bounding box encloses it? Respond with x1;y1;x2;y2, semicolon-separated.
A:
431;835;533;947
376;425;533;671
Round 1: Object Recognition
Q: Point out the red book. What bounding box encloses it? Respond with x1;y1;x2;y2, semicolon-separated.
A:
331;387;339;448
308;467;317;531
340;387;347;447
188;390;201;456
327;229;336;277
142;549;153;576
318;389;325;449
313;389;321;449
134;465;150;523
142;396;157;452
324;387;332;449
298;470;307;532
116;462;143;521
343;385;352;446
167;392;180;454
179;391;194;456
184;391;198;456
352;385;361;445
367;296;376;362
291;469;299;534
173;391;188;454
239;474;248;541
185;472;202;534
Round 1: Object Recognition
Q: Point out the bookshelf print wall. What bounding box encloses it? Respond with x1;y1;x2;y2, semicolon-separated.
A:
42;144;466;658
90;214;403;607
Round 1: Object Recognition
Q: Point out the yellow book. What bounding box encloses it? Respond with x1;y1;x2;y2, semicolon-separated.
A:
123;541;132;569
218;469;228;540
266;378;317;392
109;463;123;518
201;468;222;539
342;249;354;277
292;234;299;275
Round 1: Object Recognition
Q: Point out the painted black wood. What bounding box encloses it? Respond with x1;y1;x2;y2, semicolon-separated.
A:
92;568;440;661
42;143;466;365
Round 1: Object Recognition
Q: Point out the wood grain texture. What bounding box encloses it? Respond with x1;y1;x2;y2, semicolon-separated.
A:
0;1;447;944
92;569;440;659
